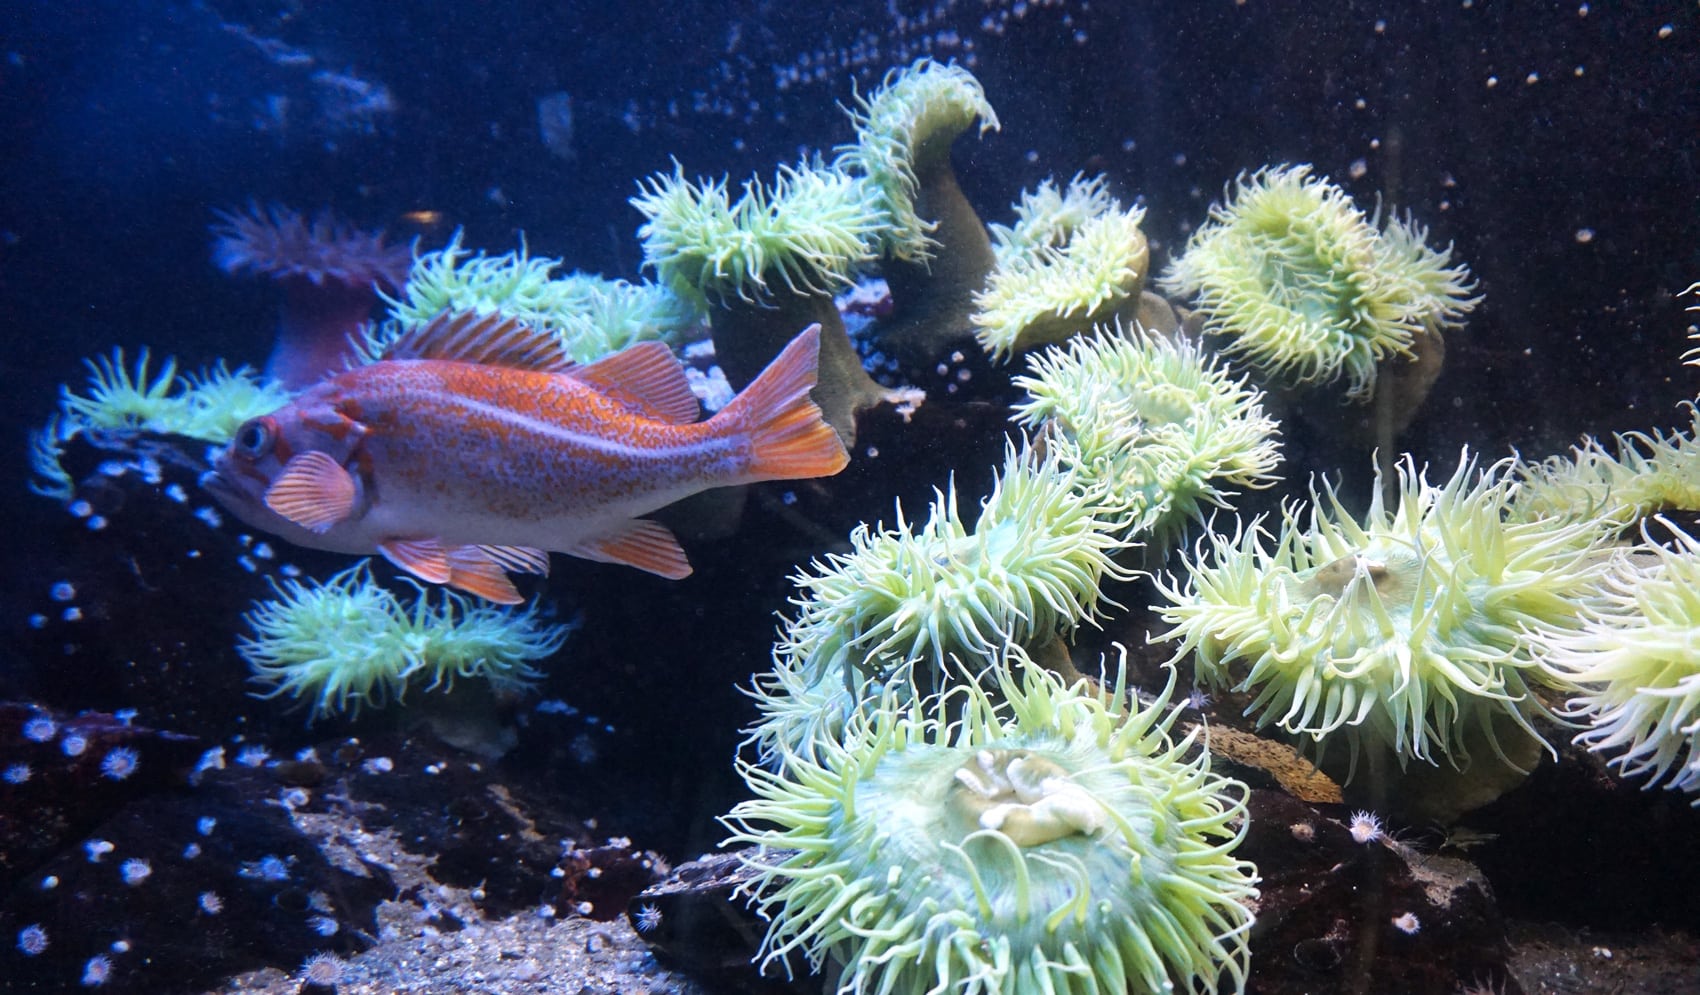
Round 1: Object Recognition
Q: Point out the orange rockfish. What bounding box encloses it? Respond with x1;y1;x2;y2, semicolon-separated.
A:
203;312;849;603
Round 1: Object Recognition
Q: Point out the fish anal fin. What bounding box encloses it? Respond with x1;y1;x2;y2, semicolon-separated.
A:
380;537;453;584
382;311;576;374
264;451;359;533
445;546;525;605
569;519;692;579
477;544;551;576
573;342;701;424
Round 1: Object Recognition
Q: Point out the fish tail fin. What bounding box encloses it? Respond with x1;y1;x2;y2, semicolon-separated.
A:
721;324;850;482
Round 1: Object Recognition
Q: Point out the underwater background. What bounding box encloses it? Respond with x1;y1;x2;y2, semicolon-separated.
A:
3;2;1700;993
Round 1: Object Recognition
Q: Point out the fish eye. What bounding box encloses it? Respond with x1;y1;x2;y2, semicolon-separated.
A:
235;418;275;457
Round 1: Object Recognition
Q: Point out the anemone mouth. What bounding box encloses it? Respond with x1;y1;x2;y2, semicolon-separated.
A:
212;203;411;291
948;748;1108;847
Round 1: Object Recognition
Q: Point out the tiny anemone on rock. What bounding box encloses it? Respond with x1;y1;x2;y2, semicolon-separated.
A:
1152;448;1612;772
723;646;1259;995
1160;163;1477;401
238;562;572;721
1011;323;1283;542
1544;517;1700;803
752;443;1133;768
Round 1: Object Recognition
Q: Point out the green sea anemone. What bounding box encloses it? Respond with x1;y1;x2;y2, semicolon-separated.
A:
1545;518;1700;803
836;59;999;262
1012;324;1283;541
724;647;1258;995
632;160;887;304
31;349;292;498
752;444;1133;768
1160;164;1477;400
56;349;290;441
239;562;571;721
1511;404;1700;528
386;234;699;362
973;176;1151;360
1153;449;1610;771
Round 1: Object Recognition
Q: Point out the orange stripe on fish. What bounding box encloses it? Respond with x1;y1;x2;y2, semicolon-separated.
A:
204;312;849;601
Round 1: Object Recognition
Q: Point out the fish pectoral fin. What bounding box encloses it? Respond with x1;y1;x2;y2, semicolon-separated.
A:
445;546;525;605
264;452;359;533
477;544;551;576
569;519;692;579
379;538;453;584
573;341;702;424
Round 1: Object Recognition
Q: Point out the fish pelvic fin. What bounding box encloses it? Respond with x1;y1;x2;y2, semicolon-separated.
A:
445;545;525;604
718;324;850;482
379;538;527;604
265;451;359;533
569;519;692;579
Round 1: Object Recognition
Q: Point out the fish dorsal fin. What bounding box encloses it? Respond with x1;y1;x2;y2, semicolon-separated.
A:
445;545;525;605
379;537;453;584
265;452;358;533
572;342;701;424
382;311;576;374
568;519;692;579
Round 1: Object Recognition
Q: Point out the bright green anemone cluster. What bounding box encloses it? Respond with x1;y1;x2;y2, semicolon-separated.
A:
836;58;1000;262
724;647;1258;995
239;562;572;721
1545;518;1700;803
383;233;699;362
750;443;1133;768
1160;164;1477;400
1153;449;1611;771
632;159;888;304
31;349;292;499
1012;324;1283;541
1510;404;1700;528
973;175;1150;360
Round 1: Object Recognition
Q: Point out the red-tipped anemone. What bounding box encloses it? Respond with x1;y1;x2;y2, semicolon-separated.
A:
212;203;412;390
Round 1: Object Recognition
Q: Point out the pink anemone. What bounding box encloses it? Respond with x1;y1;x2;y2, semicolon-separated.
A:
212;204;412;389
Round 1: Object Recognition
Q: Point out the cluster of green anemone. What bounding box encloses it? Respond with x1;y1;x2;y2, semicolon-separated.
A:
748;442;1134;770
378;232;700;364
40;52;1700;994
1154;450;1614;773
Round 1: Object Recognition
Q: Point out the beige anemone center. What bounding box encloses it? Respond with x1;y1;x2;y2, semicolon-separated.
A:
948;748;1107;847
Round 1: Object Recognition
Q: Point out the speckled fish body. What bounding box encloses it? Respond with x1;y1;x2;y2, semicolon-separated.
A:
204;313;847;602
